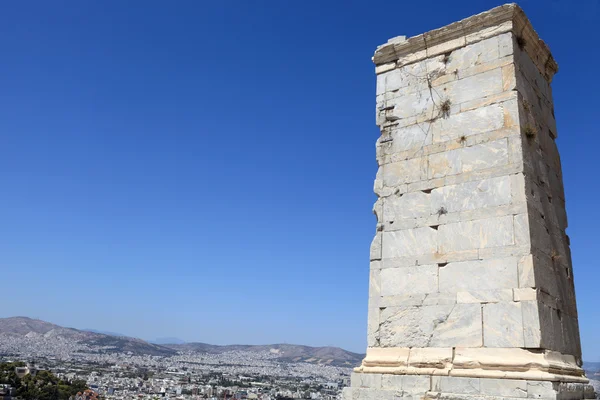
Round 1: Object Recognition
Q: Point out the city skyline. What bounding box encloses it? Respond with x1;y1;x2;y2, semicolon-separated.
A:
1;0;599;360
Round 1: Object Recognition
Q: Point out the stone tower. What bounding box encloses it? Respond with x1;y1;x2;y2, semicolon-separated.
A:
344;4;595;400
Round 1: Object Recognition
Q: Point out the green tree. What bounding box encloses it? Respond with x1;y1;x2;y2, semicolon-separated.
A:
0;362;89;400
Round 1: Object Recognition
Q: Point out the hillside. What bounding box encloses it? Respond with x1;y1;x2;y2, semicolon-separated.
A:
0;317;175;357
166;342;364;367
0;317;362;366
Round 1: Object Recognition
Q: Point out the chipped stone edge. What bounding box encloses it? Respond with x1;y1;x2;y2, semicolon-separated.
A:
373;3;558;83
354;347;588;383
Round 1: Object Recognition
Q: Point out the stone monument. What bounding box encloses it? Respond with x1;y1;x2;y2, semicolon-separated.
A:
344;4;595;399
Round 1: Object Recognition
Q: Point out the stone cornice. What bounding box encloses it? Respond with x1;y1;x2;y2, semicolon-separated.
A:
355;347;588;383
373;3;558;82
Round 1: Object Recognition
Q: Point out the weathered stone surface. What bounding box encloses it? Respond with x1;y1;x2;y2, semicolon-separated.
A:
428;139;509;179
517;255;535;288
386;123;432;153
446;35;500;71
351;372;382;389
513;213;531;247
345;376;596;399
429;303;483;347
379;303;483;348
382;157;427;187
456;289;513;304
381;375;431;395
439;258;518;292
479;378;527;397
432;376;480;395
383;191;431;221
380;265;438;296
437;216;514;253
353;4;588;395
379;304;454;347
370;232;382;261
432;103;505;143
442;68;504;106
422;292;457;306
483;302;525;347
513;287;536;301
430;176;511;214
382;227;437;258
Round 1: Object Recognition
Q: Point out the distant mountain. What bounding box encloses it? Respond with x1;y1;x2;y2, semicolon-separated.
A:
0;317;175;357
166;342;364;367
0;317;363;367
83;329;127;337
151;337;186;345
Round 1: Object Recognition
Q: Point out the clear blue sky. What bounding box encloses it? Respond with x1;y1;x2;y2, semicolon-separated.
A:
0;0;598;359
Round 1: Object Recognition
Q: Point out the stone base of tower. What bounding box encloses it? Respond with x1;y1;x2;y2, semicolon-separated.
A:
342;348;595;399
343;373;596;400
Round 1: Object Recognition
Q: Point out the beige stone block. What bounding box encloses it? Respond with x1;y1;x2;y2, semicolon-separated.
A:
401;375;431;394
457;56;513;81
351;373;382;389
429;303;483;347
426;36;466;58
372;199;383;224
349;388;395;400
441;68;503;106
431;103;504;144
430;175;511;215
386;123;432;154
513;213;531;247
368;269;381;300
464;20;512;44
383;157;426;187
439;257;518;292
382;227;437;258
386;87;439;121
483;302;525;347
437;215;514;253
379;375;403;390
518;254;535;288
370;232;382;261
478;244;529;259
379;293;427;308
378;249;480;271
382;374;432;394
479;378;527;397
428;139;509;179
380;264;438;296
367;303;380;347
521;300;542;347
527;381;557;398
408;347;453;368
375;62;396;75
513;287;537;301
502;63;516;91
387;62;427;91
446;35;498;70
498;32;514;58
363;346;409;366
396;49;427;67
502;97;520;128
430;71;457;87
379;305;455;347
459;90;516;113
431;376;480;394
457;289;513;304
422;292;456;306
510;173;526;203
383;191;431;221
